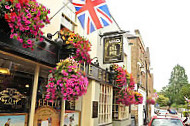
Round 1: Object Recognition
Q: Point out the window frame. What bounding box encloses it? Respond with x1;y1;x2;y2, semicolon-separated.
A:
98;84;112;125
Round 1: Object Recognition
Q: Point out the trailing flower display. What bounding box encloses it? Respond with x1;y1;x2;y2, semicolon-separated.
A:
146;97;155;105
129;74;135;90
0;0;50;49
111;64;143;106
133;91;143;105
111;64;127;87
116;88;135;106
60;28;92;64
45;58;88;101
116;88;143;106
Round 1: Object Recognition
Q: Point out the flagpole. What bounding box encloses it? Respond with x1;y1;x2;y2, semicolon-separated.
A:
110;14;122;31
49;0;71;21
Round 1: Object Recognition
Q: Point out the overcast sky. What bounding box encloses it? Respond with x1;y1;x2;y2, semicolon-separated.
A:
106;0;190;91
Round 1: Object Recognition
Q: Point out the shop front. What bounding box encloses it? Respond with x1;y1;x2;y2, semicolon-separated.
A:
0;29;59;126
0;34;117;126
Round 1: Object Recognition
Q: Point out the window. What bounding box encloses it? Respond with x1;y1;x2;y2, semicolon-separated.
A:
98;84;112;125
113;88;129;120
0;53;35;113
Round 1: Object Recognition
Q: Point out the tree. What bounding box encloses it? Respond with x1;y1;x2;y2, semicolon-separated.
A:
180;84;190;99
156;95;169;107
161;64;188;105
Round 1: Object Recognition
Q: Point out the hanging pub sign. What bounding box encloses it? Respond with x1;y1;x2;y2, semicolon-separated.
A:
103;35;123;64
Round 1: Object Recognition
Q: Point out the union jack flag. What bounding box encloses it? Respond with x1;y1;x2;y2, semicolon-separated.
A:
72;0;113;34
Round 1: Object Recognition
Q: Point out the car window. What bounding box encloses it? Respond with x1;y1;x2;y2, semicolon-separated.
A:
151;119;183;126
159;110;167;112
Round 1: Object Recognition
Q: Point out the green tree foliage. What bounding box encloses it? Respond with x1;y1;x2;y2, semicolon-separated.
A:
156;95;169;107
160;64;188;105
180;84;190;99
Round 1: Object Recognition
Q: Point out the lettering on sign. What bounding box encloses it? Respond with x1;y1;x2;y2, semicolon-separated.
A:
103;35;123;63
0;88;26;105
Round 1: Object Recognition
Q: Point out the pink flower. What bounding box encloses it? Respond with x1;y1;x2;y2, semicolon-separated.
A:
48;10;50;14
5;5;10;9
68;69;72;72
25;20;31;24
40;37;44;42
15;3;21;9
27;13;32;18
37;11;41;16
27;39;32;44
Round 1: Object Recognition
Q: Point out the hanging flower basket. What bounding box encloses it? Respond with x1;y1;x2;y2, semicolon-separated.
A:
59;28;92;64
146;97;155;105
45;57;89;101
0;0;50;50
133;91;143;105
128;74;135;90
111;64;127;87
116;88;135;106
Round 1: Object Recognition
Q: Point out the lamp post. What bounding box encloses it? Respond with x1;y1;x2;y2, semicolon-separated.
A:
145;54;149;124
145;60;148;123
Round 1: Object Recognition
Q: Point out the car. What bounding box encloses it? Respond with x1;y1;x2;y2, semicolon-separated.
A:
154;108;159;114
157;109;169;116
169;109;178;114
148;115;184;126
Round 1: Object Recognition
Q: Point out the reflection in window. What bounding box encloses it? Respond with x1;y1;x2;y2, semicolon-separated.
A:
0;55;35;113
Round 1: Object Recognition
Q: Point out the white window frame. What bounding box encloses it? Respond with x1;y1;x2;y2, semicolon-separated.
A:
98;84;112;125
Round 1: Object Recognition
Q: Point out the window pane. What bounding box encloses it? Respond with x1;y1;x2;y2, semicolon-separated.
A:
0;54;35;113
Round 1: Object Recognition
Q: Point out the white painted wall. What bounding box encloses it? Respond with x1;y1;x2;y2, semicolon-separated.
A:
151;105;155;117
37;0;63;38
138;89;146;126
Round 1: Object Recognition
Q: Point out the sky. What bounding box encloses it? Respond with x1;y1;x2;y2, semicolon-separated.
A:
106;0;190;91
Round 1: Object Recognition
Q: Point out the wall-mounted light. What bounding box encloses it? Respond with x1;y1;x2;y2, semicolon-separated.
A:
109;65;116;84
47;31;63;47
25;84;30;88
0;68;10;75
92;57;99;67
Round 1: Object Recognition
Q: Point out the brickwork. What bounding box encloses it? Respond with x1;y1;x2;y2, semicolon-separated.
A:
128;29;154;125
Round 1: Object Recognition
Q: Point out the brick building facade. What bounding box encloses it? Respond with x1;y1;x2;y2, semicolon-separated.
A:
127;29;154;126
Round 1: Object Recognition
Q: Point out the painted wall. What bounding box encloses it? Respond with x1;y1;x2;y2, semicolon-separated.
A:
113;115;131;126
35;1;132;126
37;0;63;38
138;89;146;126
81;80;102;126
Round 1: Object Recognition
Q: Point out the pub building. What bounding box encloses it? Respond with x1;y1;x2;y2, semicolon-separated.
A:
0;30;131;126
0;0;134;126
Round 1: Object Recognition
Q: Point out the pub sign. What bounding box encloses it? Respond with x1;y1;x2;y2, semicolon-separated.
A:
103;35;123;63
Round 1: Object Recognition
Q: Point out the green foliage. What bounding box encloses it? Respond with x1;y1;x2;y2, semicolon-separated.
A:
153;89;157;93
180;84;190;99
171;103;177;108
183;111;190;117
160;64;189;105
156;95;169;107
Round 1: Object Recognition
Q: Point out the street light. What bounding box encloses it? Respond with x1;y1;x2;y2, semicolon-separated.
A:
144;48;149;125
